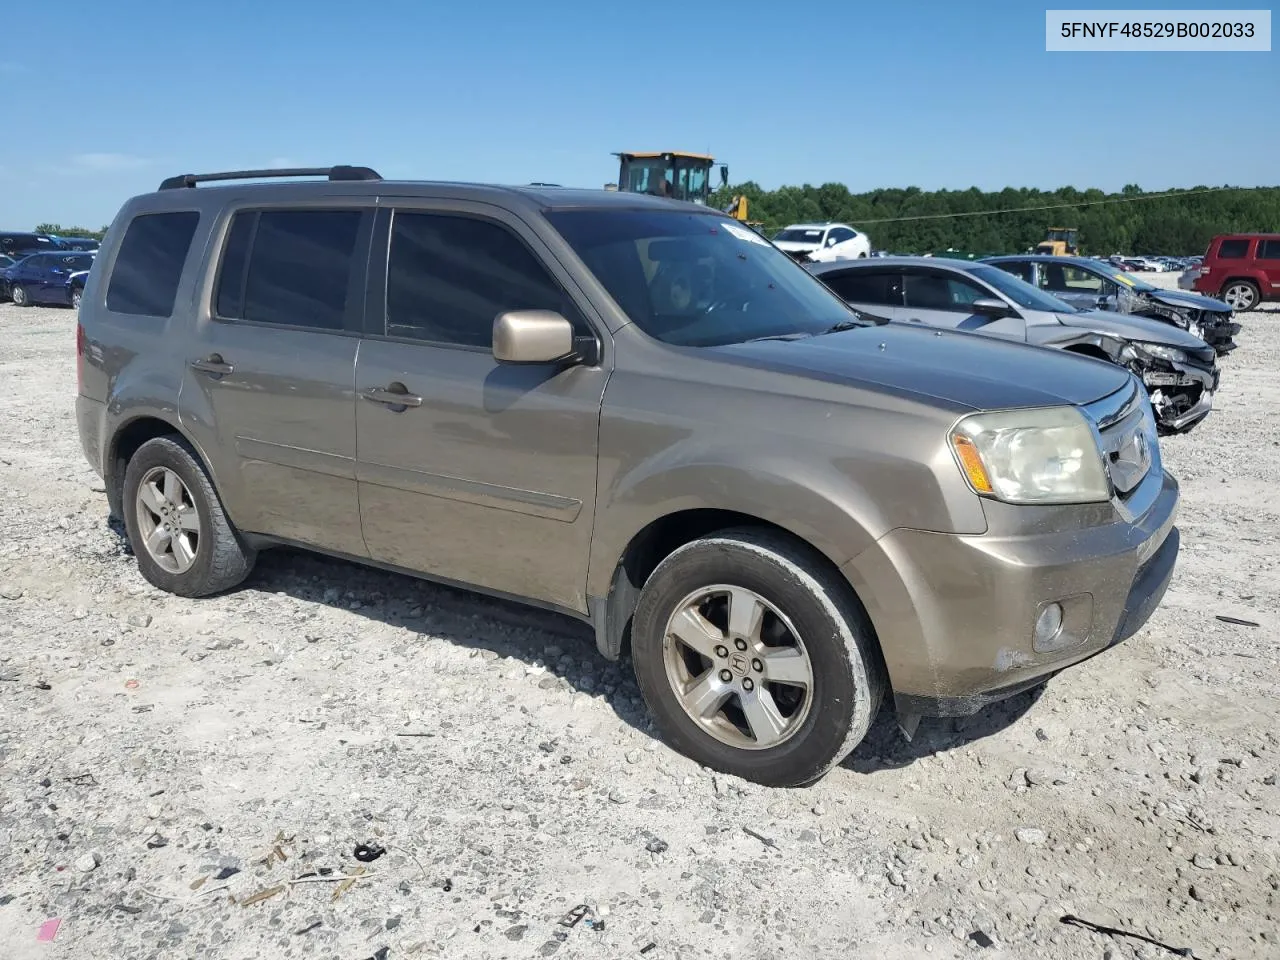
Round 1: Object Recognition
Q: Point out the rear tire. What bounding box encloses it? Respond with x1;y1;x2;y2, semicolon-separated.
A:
122;435;256;597
1221;280;1259;312
631;527;885;787
10;284;30;306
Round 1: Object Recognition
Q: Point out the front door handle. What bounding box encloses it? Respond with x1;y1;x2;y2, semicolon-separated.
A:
190;354;234;378
361;383;423;409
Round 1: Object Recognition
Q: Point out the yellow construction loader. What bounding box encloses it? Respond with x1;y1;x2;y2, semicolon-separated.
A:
1035;227;1080;256
612;151;759;227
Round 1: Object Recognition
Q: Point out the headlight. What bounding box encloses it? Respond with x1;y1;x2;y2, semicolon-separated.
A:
949;406;1110;504
1130;341;1188;363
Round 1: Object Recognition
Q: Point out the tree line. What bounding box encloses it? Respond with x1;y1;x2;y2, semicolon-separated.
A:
34;223;109;240
707;182;1280;255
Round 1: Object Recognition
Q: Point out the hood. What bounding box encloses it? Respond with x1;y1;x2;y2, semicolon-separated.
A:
1056;309;1211;350
708;322;1130;412
1143;287;1232;315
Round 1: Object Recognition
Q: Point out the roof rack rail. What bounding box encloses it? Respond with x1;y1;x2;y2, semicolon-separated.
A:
158;165;382;191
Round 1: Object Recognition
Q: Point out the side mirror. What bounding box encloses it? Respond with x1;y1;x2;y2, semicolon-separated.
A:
719;165;729;187
493;310;575;364
970;297;1012;318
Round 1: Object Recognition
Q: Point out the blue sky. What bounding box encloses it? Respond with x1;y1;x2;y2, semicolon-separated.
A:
0;0;1274;228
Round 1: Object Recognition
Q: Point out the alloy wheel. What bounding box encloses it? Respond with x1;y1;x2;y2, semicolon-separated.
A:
135;466;201;574
1222;283;1257;311
662;584;814;750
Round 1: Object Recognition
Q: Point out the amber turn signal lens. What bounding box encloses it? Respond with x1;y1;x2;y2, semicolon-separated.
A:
951;434;993;495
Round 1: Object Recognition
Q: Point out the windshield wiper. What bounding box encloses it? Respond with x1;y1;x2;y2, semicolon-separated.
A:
820;311;889;334
741;332;812;343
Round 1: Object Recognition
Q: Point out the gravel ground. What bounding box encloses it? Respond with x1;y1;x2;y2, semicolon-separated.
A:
0;275;1277;960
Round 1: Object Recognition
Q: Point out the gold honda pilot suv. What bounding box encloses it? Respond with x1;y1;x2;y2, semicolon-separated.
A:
74;166;1180;786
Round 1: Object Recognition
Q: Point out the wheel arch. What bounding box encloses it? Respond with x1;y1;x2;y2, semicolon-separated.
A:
587;506;884;668
105;414;220;521
1219;275;1262;299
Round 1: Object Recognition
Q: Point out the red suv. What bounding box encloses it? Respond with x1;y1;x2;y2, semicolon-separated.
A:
1193;234;1280;312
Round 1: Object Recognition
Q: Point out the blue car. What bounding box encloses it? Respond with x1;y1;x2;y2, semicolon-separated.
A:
49;235;101;252
2;252;96;308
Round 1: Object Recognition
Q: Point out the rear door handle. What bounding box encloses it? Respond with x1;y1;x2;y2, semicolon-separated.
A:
190;355;234;378
361;384;423;409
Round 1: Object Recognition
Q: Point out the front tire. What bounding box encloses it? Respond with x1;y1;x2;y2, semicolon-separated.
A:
122;435;256;597
10;284;30;306
71;288;83;310
632;528;885;787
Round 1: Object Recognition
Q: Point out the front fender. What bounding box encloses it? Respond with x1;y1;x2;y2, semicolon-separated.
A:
587;426;987;598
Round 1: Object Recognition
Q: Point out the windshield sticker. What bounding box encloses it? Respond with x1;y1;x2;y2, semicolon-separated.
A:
720;220;770;247
1113;273;1135;287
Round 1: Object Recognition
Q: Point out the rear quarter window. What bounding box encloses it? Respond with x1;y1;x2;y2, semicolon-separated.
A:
1257;239;1280;260
105;211;201;317
1215;238;1251;260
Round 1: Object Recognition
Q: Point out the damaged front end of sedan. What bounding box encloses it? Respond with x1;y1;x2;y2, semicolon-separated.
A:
1116;340;1219;435
1114;284;1241;356
1047;330;1219;435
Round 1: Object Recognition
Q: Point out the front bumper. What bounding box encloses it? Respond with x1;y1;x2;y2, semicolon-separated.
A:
843;470;1180;717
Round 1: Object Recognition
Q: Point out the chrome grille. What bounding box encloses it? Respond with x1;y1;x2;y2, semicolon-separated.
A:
1086;381;1155;497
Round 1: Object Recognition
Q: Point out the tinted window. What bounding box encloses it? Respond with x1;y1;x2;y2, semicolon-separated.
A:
903;272;987;310
214;213;254;320
215;209;362;330
385;212;579;348
1258;239;1280;260
829;227;856;244
106;211;200;317
1216;238;1250;259
822;269;901;306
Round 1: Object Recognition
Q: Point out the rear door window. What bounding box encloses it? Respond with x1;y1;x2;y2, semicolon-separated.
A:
214;208;366;331
821;269;903;306
1215;238;1251;259
106;211;200;317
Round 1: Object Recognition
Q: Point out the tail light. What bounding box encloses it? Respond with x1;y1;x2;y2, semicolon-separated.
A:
76;321;86;395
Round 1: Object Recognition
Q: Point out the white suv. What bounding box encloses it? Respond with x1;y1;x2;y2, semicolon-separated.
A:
771;222;871;263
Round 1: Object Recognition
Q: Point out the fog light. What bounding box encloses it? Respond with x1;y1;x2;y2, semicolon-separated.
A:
1033;602;1065;652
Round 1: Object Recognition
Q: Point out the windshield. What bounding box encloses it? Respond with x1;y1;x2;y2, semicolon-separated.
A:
1086;258;1155;291
968;264;1079;313
773;228;825;245
546;210;861;347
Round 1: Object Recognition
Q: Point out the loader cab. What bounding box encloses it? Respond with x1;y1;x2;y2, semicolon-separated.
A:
614;151;728;205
